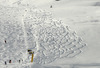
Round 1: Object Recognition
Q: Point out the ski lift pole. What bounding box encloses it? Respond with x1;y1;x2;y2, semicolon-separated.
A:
31;53;34;62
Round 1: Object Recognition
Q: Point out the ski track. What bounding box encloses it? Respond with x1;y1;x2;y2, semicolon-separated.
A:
21;8;29;61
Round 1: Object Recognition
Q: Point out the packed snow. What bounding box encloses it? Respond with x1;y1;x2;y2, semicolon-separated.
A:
0;0;100;68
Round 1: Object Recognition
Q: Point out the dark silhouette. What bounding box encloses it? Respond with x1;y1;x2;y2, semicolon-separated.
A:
19;60;20;63
5;61;7;65
5;40;6;43
9;60;11;63
50;5;52;8
27;49;32;52
22;59;23;62
55;0;60;1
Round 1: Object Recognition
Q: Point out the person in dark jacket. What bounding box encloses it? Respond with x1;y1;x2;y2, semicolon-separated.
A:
50;5;52;8
5;61;7;65
9;60;11;63
19;60;20;63
5;40;6;43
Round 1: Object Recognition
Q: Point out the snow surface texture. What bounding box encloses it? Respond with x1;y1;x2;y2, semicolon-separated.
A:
0;5;86;66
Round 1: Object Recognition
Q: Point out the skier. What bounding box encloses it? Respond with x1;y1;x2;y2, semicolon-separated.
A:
19;60;20;63
9;60;11;63
50;5;52;8
5;61;7;65
5;40;6;43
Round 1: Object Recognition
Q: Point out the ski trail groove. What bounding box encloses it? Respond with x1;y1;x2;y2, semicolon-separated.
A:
21;8;29;60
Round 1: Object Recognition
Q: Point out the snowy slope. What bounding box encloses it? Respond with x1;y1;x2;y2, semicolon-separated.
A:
0;0;100;68
39;0;100;67
0;5;86;65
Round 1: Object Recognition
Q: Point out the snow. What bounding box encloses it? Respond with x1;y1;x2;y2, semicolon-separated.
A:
0;0;100;68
